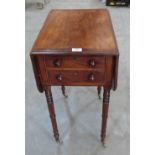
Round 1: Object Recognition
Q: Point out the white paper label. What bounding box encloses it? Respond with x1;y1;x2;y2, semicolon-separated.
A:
72;48;82;52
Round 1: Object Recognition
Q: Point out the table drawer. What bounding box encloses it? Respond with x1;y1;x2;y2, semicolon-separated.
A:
47;70;105;85
45;56;105;69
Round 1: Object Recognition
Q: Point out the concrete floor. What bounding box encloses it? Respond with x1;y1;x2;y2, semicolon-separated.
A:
25;1;130;155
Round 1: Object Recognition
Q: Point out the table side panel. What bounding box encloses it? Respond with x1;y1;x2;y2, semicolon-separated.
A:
30;55;44;92
105;56;114;85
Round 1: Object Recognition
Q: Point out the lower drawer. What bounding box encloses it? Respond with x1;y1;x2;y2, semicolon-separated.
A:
47;70;105;86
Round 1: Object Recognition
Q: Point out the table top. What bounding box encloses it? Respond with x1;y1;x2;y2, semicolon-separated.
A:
32;9;118;55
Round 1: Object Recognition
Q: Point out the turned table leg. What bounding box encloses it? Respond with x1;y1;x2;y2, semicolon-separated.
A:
44;86;60;142
61;86;68;98
97;86;101;99
101;87;110;144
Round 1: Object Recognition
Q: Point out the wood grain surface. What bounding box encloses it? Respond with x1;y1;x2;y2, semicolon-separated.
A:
31;9;118;55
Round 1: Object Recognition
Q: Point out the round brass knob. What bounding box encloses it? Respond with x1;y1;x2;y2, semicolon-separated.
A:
89;59;96;67
89;74;95;81
53;59;61;67
56;74;62;81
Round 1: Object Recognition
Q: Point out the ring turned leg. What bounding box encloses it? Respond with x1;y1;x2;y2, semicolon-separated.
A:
101;87;110;144
61;86;68;98
97;86;101;99
44;86;60;142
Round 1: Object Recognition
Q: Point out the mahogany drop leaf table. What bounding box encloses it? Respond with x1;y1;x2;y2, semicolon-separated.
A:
30;9;119;144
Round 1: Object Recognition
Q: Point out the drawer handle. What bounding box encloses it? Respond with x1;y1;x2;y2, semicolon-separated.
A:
89;59;96;67
53;59;61;67
89;74;95;81
56;74;62;81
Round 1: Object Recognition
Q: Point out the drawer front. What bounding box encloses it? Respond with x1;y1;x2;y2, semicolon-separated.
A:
44;56;105;69
47;70;105;86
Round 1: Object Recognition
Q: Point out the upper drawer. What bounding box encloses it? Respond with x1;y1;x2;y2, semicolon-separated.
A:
44;56;105;69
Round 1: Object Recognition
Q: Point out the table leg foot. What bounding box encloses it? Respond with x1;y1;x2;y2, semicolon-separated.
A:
61;86;68;98
54;133;60;142
97;86;101;99
101;139;106;148
101;87;110;144
45;86;60;142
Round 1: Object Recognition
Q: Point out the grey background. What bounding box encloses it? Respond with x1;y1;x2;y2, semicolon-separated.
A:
26;0;130;155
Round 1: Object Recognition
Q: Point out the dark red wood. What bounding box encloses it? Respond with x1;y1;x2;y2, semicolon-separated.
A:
101;87;110;144
31;9;118;55
30;55;43;92
44;55;105;69
113;55;119;90
46;69;106;86
44;86;59;142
